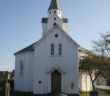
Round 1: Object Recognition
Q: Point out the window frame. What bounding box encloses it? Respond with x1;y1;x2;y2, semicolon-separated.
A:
58;44;62;56
51;44;54;56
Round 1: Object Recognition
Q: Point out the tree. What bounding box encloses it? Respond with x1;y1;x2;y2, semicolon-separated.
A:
79;52;101;91
92;32;110;81
94;55;110;82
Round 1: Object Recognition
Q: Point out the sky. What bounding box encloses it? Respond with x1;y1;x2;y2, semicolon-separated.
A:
0;0;110;71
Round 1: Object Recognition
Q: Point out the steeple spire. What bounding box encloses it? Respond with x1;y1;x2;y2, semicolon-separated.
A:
48;0;62;11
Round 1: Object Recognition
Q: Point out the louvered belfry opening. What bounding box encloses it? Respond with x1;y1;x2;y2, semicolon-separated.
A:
51;70;61;93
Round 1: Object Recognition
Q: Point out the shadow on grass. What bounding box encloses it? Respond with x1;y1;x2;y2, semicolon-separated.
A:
0;91;33;96
10;91;33;96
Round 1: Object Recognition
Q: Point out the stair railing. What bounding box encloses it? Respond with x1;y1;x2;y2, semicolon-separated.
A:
43;87;48;94
64;87;69;94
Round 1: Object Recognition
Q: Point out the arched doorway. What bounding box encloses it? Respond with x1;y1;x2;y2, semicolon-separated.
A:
51;70;61;93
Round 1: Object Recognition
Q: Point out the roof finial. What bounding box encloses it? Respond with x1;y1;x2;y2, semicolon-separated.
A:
48;0;62;11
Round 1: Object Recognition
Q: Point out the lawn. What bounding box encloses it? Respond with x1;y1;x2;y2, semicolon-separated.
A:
80;92;110;96
100;94;110;96
80;93;89;96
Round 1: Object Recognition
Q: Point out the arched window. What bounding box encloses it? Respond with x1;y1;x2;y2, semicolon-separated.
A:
51;44;54;55
20;60;23;75
59;44;62;55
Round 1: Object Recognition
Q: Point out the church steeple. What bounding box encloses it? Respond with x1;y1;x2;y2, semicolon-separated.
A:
42;0;68;36
48;0;62;11
48;0;62;18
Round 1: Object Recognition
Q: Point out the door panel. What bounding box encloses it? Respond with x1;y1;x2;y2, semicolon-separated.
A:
51;70;61;92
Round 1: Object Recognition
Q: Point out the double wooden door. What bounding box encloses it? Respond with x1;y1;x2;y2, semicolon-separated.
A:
51;70;61;93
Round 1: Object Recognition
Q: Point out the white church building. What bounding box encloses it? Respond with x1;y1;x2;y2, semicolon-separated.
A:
14;0;92;96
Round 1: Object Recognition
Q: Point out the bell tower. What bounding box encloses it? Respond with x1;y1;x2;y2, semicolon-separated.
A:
48;0;62;18
42;0;68;36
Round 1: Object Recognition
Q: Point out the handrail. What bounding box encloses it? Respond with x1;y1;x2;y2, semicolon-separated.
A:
43;87;48;94
64;87;69;94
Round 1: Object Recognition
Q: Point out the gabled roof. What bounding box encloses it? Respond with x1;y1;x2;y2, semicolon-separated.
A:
48;0;62;11
42;18;68;23
47;63;66;73
0;72;9;79
33;24;80;48
14;24;80;55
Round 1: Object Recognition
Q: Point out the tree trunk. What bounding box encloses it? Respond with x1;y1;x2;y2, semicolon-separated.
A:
89;73;96;91
92;81;95;91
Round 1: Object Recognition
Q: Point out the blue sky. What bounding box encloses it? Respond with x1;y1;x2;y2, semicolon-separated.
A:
0;0;110;71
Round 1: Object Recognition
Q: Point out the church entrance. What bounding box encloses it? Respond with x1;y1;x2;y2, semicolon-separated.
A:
51;70;61;93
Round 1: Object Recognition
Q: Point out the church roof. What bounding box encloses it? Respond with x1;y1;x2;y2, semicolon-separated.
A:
42;18;68;23
78;47;89;54
14;42;36;55
33;24;80;48
14;24;80;55
48;0;62;11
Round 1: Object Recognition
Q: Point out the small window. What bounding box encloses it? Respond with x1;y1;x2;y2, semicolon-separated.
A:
54;18;56;20
54;11;56;13
50;11;51;14
59;44;62;55
39;81;42;84
20;60;23;76
55;34;58;38
54;23;56;26
51;44;54;55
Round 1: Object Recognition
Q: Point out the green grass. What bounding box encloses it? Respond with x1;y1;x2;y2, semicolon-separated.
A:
100;94;110;96
80;92;110;96
80;93;89;96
